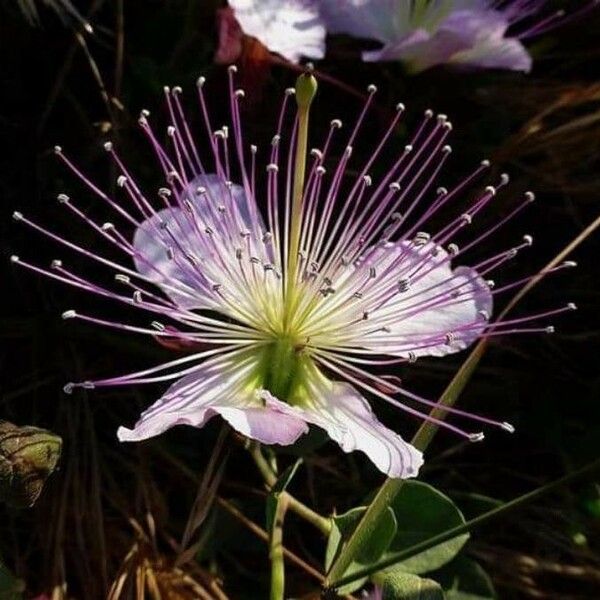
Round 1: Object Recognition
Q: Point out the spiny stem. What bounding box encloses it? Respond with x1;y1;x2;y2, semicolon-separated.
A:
327;457;600;589
269;493;289;600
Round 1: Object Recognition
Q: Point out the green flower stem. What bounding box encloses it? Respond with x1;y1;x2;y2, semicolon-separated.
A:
285;68;317;327
288;69;317;275
270;493;289;600
328;457;600;589
249;443;332;535
325;211;600;586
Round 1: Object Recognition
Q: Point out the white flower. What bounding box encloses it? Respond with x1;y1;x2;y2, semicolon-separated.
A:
13;71;565;479
320;0;535;72
228;0;326;63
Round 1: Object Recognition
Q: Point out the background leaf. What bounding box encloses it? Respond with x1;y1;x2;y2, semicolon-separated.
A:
378;570;445;600
384;481;469;575
326;506;398;593
433;556;496;600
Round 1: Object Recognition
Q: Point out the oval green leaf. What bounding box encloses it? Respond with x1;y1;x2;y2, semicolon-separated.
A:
385;481;469;574
326;506;397;594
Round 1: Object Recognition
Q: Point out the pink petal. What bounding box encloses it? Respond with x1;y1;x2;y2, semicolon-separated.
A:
321;0;398;42
132;174;264;308
352;240;493;357
365;9;531;73
300;379;423;479
117;361;308;445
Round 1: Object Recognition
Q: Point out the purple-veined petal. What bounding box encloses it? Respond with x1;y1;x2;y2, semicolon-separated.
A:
435;9;531;72
228;0;326;63
450;36;532;72
320;0;400;42
339;240;493;357
324;2;533;73
132;174;265;308
299;376;423;478
117;359;309;445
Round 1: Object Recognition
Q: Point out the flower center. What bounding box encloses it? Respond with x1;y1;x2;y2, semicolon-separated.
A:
257;336;311;405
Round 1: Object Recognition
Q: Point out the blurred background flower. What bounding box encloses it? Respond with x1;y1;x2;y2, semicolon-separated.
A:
224;0;598;74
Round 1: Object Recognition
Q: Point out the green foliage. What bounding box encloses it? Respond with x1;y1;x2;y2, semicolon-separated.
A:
382;481;469;575
434;557;496;600
326;506;398;593
265;459;302;534
377;571;445;600
326;481;469;593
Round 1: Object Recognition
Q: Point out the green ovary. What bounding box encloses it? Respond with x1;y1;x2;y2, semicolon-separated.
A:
253;336;313;406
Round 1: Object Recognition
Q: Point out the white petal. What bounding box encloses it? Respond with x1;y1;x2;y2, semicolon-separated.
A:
450;37;532;72
300;377;423;478
229;0;325;63
344;240;492;357
324;2;532;73
117;358;309;446
320;0;399;42
132;174;264;308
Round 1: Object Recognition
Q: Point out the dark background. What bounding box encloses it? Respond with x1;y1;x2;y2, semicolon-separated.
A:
1;1;599;598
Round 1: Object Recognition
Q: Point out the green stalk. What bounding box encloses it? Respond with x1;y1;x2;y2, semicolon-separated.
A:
270;493;289;600
325;212;600;585
285;68;317;327
249;442;332;535
328;457;600;589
